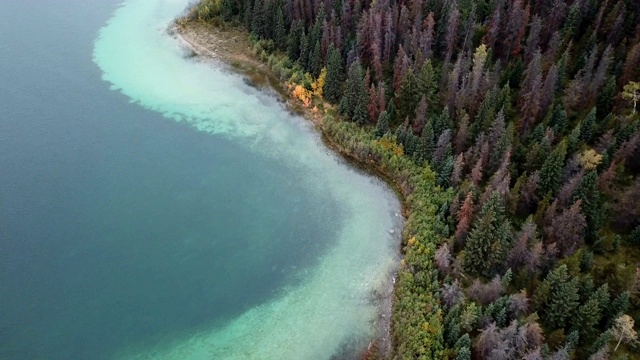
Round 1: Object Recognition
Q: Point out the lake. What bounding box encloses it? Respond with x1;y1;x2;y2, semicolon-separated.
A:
0;0;400;358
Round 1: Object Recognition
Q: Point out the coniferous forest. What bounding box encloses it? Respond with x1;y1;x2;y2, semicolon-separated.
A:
189;0;640;358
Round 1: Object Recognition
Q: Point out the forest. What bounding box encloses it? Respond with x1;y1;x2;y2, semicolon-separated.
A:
189;0;640;358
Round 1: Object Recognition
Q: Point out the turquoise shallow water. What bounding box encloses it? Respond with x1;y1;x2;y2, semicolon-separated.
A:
0;0;401;359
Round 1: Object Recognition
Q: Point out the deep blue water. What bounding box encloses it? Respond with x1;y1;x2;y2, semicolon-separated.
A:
0;1;343;358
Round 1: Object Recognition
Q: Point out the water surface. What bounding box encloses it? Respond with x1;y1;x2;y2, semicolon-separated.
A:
0;0;401;359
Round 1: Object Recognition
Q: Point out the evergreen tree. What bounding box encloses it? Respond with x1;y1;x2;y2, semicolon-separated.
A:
395;68;419;122
375;110;390;138
589;330;613;355
251;0;267;38
581;107;596;143
309;41;322;78
572;171;601;243
550;103;568;135
339;61;368;124
310;3;325;46
572;297;601;341
323;46;343;104
298;30;309;68
434;107;452;140
597;77;616;120
438;155;454;187
242;0;253;29
535;265;580;330
454;334;471;360
463;192;511;277
606;291;630;328
417;60;438;109
421;120;436;161
539;141;567;196
221;0;235;21
273;8;286;49
562;3;581;40
444;304;461;347
287;20;303;61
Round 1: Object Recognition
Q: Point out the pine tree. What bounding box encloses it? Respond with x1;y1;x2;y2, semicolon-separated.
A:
438;155;454;187
606;292;630;328
421;120;435;161
274;8;286;50
251;0;267;38
395;68;419;123
339;60;368;124
535;265;580;330
323;46;343;104
243;0;253;29
581;107;596;143
463;192;511;277
562;3;581;40
572;297;601;341
454;334;471;360
573;170;601;243
375;110;390;138
298;30;309;68
539;141;567;196
287;20;303;61
221;0;235;21
309;40;322;77
550;103;568;135
434;107;452;140
596;77;616;120
417;60;438;109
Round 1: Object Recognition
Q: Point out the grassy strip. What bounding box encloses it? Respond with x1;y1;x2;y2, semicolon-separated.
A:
322;118;453;359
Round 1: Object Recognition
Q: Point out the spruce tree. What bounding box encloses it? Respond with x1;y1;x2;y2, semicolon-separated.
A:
438;154;454;187
535;265;580;330
417;60;438;108
454;334;471;360
550;103;568;135
606;291;630;328
309;41;322;78
572;297;601;340
221;0;234;21
539;141;567;196
273;8;286;50
463;192;511;277
375;110;390;138
323;46;343;104
597;77;616;119
572;171;601;243
395;68;419;122
287;20;303;61
339;61;368;125
310;3;325;46
298;30;309;68
435;107;452;139
580;107;596;143
242;0;253;29
251;0;266;38
421;120;435;161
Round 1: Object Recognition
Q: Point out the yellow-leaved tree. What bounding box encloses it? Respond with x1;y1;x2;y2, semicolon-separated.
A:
578;148;603;170
622;81;640;114
311;68;326;99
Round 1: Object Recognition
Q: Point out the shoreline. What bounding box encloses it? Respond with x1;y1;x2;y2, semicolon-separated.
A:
172;20;405;358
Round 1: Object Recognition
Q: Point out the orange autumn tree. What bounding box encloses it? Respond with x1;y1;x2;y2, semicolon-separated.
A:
290;68;326;107
291;84;312;107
